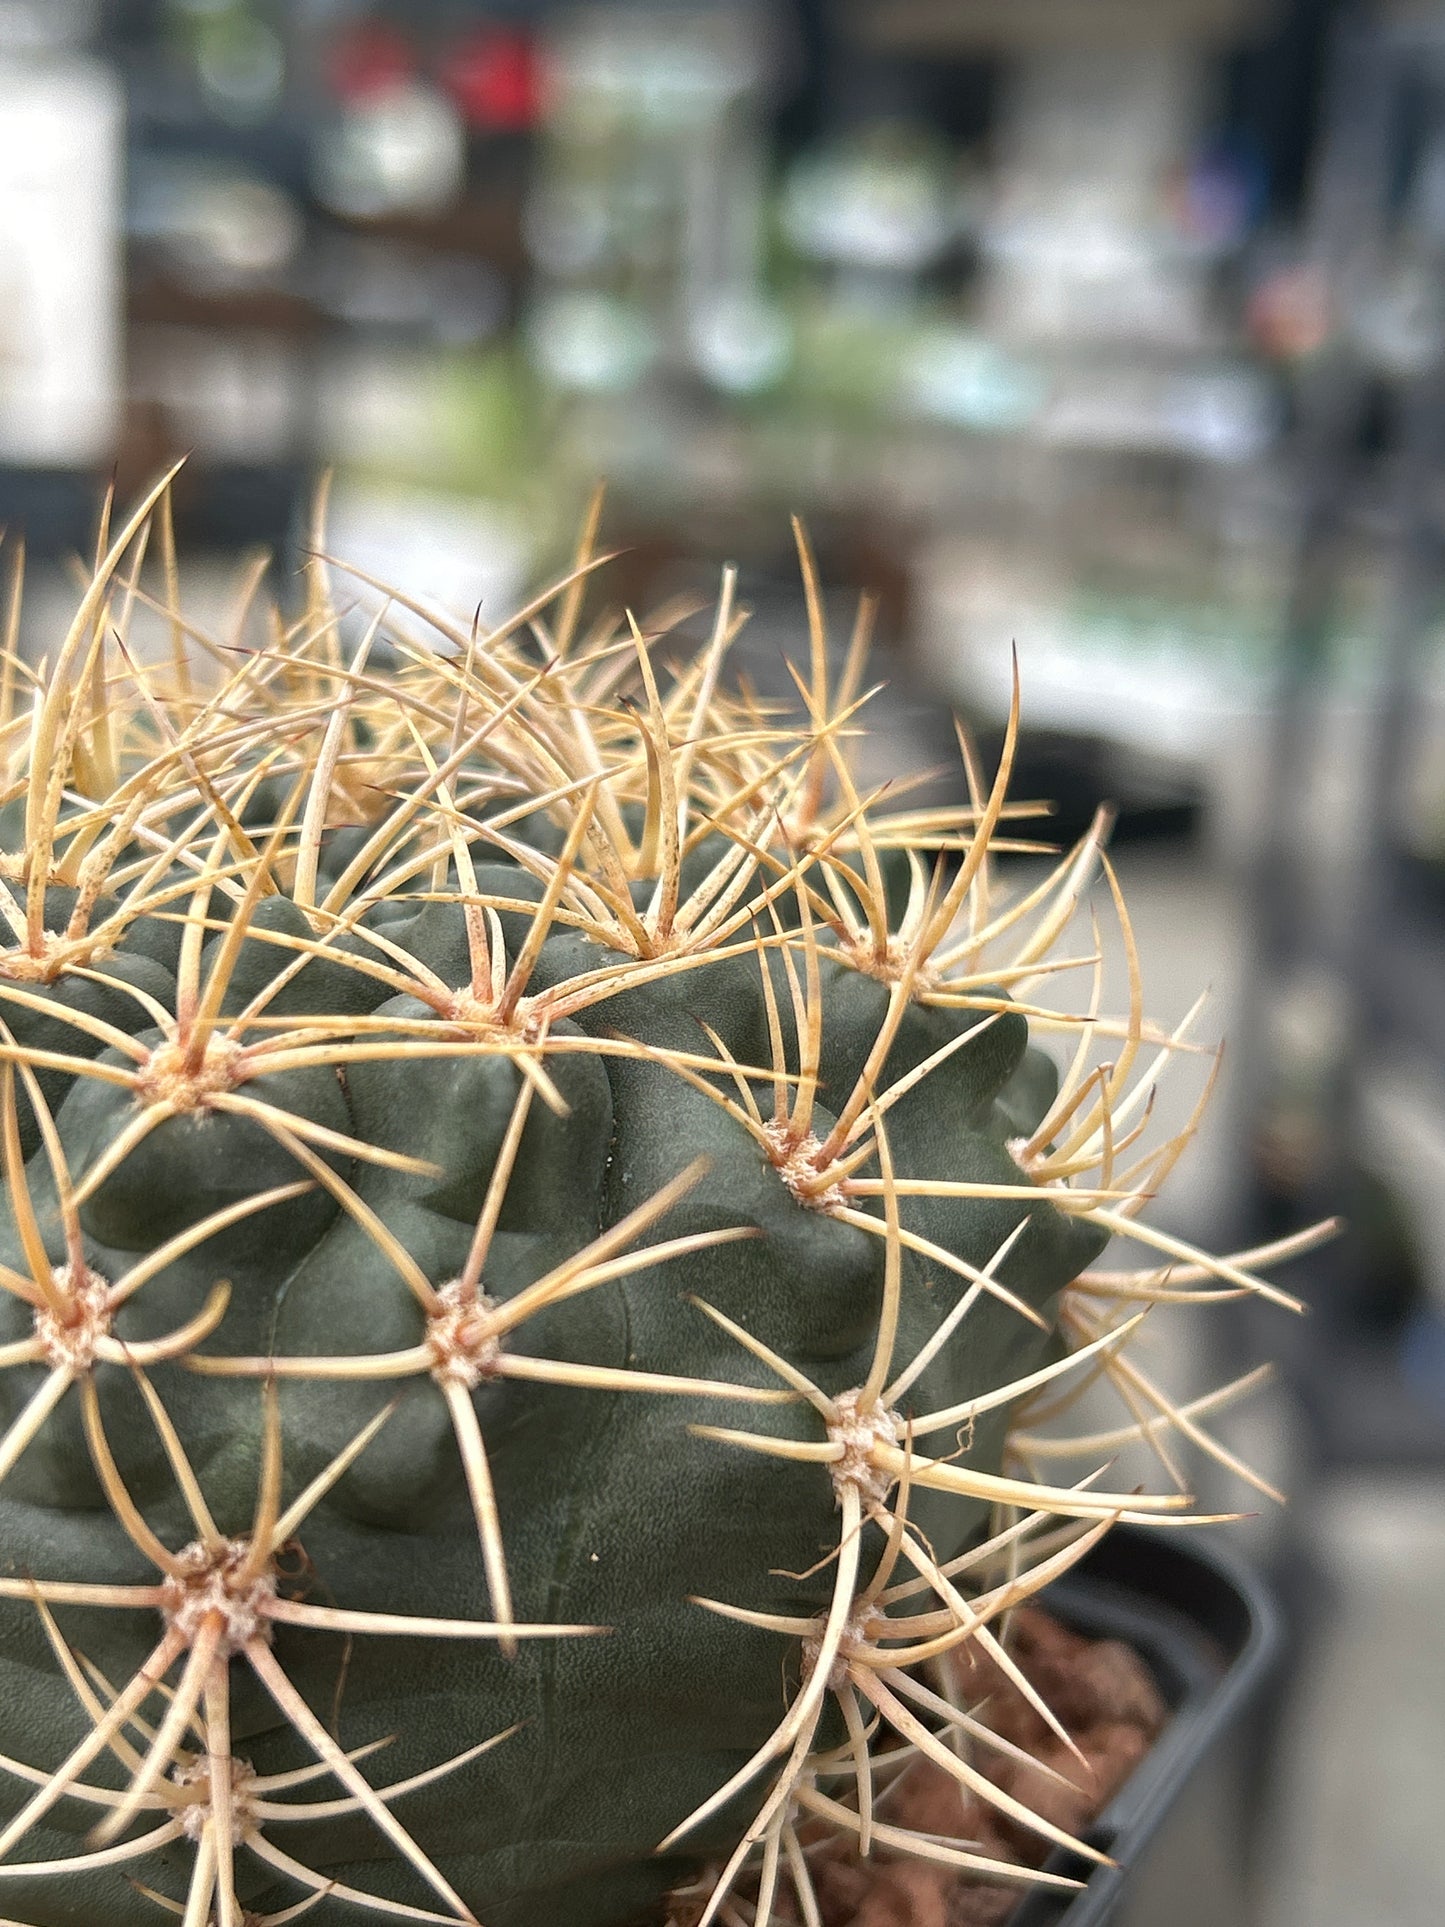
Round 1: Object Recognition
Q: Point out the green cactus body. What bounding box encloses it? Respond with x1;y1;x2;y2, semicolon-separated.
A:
0;492;1298;1927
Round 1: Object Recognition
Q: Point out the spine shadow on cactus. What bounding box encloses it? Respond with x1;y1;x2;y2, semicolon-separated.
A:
0;485;1324;1927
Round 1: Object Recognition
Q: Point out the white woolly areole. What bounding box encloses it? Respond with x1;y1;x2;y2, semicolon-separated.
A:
34;1264;112;1370
0;931;68;982
826;1389;899;1511
427;1278;503;1387
763;1118;848;1213
802;1608;870;1694
159;1540;276;1652
172;1753;259;1843
135;1035;244;1112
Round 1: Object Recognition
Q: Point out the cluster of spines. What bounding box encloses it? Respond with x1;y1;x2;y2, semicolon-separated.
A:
0;476;1327;1927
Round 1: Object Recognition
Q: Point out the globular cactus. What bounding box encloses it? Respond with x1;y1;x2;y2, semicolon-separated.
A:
0;479;1318;1927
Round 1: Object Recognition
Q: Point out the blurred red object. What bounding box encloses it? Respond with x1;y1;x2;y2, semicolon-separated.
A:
327;21;415;104
1246;262;1334;362
442;27;541;132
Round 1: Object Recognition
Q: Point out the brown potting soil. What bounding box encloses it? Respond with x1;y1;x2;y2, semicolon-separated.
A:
815;1605;1168;1927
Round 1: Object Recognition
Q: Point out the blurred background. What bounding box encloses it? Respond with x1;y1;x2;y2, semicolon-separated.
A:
2;0;1444;1922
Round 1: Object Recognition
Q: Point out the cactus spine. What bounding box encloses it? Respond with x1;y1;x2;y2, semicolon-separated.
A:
0;481;1317;1927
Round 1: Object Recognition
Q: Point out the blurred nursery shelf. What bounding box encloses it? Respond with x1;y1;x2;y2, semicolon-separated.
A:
1;0;1441;825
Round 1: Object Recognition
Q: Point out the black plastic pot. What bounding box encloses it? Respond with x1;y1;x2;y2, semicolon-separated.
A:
1008;1528;1282;1926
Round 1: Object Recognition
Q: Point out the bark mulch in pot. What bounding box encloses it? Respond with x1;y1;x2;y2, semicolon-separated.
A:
816;1605;1167;1927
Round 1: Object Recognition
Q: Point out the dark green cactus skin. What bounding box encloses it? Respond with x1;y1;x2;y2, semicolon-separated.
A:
0;863;1103;1927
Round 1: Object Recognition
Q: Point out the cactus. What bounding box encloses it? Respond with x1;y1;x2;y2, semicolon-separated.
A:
0;480;1318;1927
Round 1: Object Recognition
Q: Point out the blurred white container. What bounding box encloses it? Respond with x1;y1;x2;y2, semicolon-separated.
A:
0;52;122;464
981;44;1212;349
322;477;532;655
